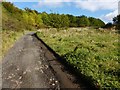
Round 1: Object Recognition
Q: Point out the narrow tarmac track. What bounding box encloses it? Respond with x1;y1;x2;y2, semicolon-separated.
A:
2;33;94;89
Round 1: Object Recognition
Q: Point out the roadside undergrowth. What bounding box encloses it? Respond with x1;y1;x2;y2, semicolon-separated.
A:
1;30;25;58
37;28;120;89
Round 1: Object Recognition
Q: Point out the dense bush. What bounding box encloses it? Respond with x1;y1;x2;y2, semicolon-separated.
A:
103;22;113;29
67;14;77;27
2;2;22;14
48;13;69;28
89;17;105;28
76;15;90;27
113;15;120;30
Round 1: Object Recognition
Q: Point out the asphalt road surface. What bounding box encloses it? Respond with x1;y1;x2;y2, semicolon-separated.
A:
2;33;92;89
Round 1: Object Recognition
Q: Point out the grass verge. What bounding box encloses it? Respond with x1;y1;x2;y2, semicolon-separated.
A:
37;28;120;89
1;30;25;58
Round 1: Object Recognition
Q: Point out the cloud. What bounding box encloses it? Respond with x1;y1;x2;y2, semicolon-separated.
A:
34;0;119;11
32;0;63;8
100;10;118;23
119;1;120;14
74;0;118;12
34;0;74;8
35;0;73;8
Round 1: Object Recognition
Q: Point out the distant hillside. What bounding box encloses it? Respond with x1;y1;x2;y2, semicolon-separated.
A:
2;2;106;31
2;2;37;31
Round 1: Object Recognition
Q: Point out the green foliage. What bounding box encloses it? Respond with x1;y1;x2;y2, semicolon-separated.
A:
2;5;24;31
49;13;62;28
113;15;120;30
103;22;113;29
41;13;69;28
24;7;33;13
60;14;70;28
76;16;90;27
2;2;44;31
41;12;51;27
2;2;22;14
89;17;105;28
67;14;77;27
35;14;44;28
2;2;105;30
37;28;120;89
2;30;25;57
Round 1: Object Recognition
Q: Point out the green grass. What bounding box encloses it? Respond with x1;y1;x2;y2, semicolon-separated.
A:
37;28;120;89
1;30;36;58
1;30;25;57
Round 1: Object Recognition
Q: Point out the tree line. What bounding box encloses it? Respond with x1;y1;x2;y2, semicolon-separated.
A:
2;2;120;30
